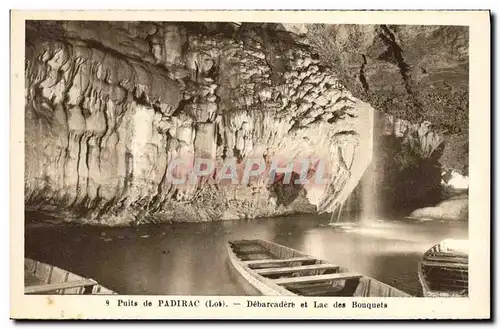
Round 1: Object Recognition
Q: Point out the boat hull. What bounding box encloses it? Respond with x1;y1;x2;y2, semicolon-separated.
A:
227;239;411;297
418;239;469;297
24;258;115;295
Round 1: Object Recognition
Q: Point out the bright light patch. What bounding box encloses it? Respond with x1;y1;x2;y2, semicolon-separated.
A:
443;171;469;190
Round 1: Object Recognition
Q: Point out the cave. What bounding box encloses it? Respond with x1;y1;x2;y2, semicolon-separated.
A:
17;16;476;302
24;21;468;225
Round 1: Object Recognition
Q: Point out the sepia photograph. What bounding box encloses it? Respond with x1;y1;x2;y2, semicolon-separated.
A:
10;10;490;320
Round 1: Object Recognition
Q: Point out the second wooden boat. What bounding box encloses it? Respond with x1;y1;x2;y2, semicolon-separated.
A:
25;258;116;295
417;239;469;297
227;239;411;297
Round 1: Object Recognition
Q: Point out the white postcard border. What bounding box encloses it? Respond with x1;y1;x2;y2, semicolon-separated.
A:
10;10;491;320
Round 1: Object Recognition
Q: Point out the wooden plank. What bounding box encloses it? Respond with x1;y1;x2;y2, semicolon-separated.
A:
425;269;468;277
424;267;468;274
240;253;274;261
274;272;363;286
235;249;268;255
244;257;315;266
255;264;339;276
25;279;97;294
232;244;264;249
424;276;468;287
294;286;337;296
422;261;468;269
230;240;259;246
428;251;468;259
426;256;468;264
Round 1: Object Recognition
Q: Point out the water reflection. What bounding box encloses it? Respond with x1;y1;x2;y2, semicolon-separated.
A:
25;213;467;296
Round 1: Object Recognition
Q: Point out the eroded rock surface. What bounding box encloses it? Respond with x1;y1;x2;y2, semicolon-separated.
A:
25;21;467;225
298;24;468;174
372;113;446;211
409;194;468;221
25;21;374;225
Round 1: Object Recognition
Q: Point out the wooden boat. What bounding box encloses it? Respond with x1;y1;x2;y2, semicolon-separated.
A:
227;239;411;297
24;258;115;295
417;239;468;297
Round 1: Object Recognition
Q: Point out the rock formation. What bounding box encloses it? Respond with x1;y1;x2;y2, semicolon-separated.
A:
372;112;446;212
295;24;469;175
25;21;375;225
286;23;469;218
24;21;468;225
409;194;468;221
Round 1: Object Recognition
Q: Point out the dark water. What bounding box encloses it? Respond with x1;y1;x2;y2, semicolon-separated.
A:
25;213;467;296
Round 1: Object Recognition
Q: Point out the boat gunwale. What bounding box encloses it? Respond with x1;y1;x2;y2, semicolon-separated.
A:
417;261;433;296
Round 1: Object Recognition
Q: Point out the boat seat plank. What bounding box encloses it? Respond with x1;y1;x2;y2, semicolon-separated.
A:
230;240;259;246
422;261;468;269
426;256;468;264
428;253;468;260
240;253;274;261
274;272;363;286
244;257;315;266
255;264;339;275
232;243;263;249
294;286;338;296
25;279;97;294
235;249;268;255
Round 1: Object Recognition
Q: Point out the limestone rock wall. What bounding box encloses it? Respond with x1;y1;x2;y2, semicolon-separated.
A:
296;24;468;175
25;21;374;225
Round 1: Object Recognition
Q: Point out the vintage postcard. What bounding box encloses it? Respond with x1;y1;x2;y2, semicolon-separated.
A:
10;10;490;320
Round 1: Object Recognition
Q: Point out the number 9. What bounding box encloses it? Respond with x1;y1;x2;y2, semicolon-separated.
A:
106;300;109;306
